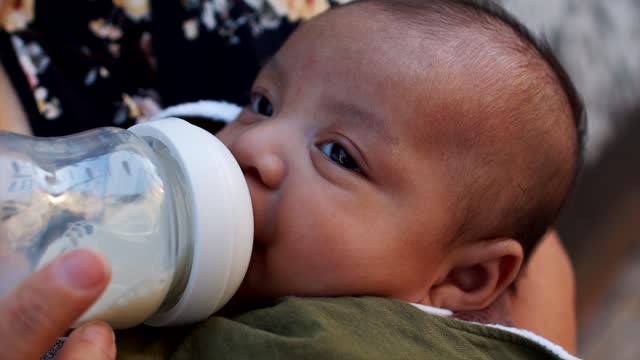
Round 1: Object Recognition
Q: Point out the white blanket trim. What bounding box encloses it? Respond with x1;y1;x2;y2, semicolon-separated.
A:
151;100;242;123
410;303;580;360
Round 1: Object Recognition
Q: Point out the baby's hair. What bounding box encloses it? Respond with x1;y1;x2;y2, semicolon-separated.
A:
343;0;586;259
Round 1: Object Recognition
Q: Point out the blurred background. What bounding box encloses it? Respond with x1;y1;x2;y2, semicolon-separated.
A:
0;0;638;359
501;1;640;358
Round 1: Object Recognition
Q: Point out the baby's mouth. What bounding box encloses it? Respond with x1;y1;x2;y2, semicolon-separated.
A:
252;234;269;253
242;170;270;251
241;168;274;254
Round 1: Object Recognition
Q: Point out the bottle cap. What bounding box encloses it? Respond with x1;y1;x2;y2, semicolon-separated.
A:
128;118;253;326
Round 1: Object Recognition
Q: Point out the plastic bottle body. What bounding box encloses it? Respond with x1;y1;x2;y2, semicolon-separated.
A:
0;118;253;329
0;127;190;329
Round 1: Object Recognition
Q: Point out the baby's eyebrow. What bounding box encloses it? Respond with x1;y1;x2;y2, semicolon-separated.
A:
260;56;287;85
327;100;398;145
261;56;397;145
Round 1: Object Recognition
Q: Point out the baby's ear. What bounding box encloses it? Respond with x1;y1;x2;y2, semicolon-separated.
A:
429;239;523;312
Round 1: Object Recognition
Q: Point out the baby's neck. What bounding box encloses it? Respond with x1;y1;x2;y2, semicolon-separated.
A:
452;292;514;326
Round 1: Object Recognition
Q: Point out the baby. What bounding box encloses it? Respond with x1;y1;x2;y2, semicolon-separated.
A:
219;0;583;310
117;0;584;358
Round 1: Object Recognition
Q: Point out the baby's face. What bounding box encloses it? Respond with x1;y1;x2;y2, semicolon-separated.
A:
218;7;462;304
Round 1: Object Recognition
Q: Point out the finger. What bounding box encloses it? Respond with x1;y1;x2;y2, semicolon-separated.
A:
56;322;116;360
0;249;111;360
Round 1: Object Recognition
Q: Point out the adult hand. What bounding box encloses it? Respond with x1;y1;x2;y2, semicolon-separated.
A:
0;249;116;360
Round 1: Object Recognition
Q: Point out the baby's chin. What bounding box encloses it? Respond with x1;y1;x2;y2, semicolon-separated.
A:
228;260;280;305
228;267;315;309
225;279;282;311
229;248;336;306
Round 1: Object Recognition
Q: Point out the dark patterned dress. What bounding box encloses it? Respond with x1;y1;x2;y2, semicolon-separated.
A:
0;0;352;136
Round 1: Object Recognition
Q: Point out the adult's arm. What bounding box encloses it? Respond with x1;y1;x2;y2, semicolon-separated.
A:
0;249;116;360
0;61;31;134
510;231;577;354
0;1;30;135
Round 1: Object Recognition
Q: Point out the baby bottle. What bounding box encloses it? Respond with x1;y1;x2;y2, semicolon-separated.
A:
0;118;253;329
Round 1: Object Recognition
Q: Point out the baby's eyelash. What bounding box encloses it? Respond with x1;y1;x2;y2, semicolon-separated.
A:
249;92;274;117
318;142;361;173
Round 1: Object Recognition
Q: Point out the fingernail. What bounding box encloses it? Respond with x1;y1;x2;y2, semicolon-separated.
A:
80;322;116;357
56;249;107;290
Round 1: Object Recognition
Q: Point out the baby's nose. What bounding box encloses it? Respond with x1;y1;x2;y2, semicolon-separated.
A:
241;153;285;190
224;121;287;190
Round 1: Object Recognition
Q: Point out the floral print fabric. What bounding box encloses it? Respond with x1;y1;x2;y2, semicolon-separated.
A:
0;0;352;136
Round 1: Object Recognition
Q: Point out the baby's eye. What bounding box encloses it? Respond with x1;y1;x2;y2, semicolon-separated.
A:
249;93;274;117
318;142;361;172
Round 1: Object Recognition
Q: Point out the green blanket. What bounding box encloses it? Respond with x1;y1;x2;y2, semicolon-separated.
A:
116;296;573;359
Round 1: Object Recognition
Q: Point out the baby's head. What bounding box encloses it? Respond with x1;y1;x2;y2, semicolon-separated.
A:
217;0;584;312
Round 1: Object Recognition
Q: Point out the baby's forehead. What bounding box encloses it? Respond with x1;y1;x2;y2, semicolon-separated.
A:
307;3;532;88
290;3;559;150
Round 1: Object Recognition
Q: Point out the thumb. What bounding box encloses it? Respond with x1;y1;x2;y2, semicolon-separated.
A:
56;322;116;360
0;249;111;360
